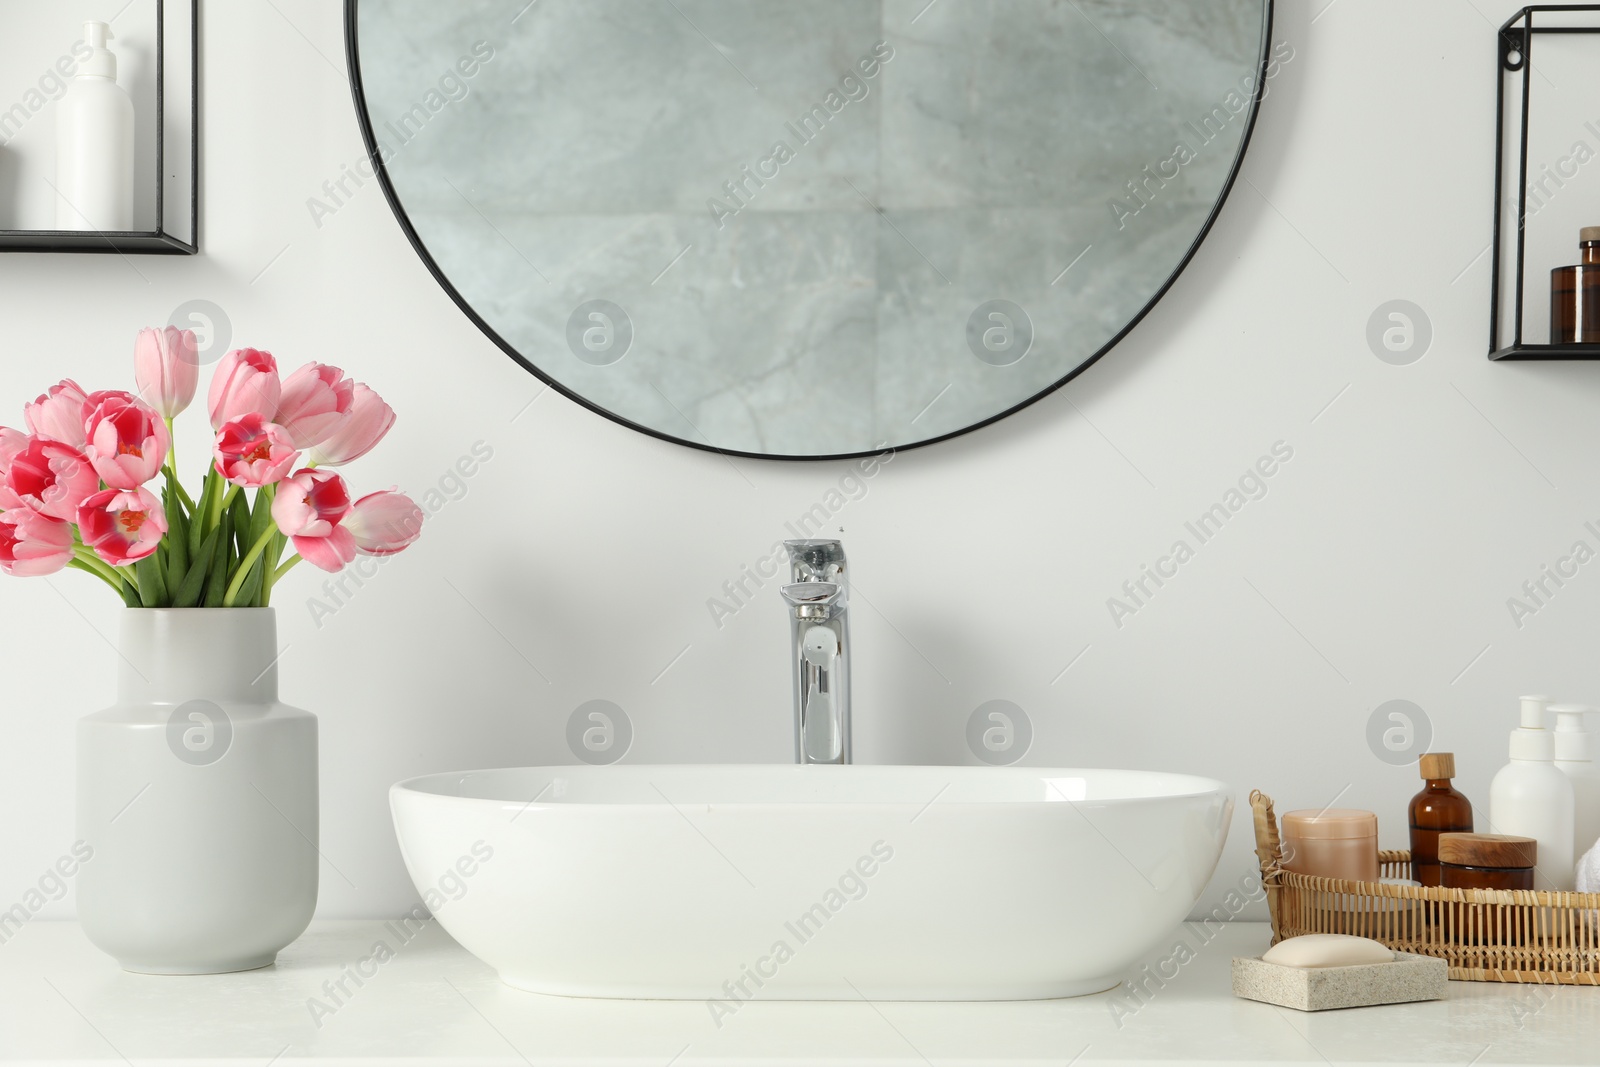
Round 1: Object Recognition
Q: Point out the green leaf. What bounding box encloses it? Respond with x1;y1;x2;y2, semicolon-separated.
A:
120;576;141;607
248;488;274;550
136;552;168;608
172;525;221;608
230;491;252;561
259;532;286;607
173;473;196;513
156;541;169;596
188;471;216;561
203;513;232;608
234;554;265;608
163;485;189;584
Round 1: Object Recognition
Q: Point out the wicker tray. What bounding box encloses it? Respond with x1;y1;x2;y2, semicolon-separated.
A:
1251;790;1600;984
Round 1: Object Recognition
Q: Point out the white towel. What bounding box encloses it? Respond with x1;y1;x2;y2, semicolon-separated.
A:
1578;836;1600;894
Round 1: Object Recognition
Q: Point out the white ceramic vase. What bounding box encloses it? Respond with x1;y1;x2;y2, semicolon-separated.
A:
76;608;318;974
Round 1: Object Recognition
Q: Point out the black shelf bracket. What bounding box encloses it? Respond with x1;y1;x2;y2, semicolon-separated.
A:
1489;4;1600;360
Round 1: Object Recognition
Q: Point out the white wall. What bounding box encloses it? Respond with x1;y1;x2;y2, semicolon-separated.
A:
4;0;1598;925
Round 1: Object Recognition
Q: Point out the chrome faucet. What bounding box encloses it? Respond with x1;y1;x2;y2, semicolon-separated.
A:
780;540;851;765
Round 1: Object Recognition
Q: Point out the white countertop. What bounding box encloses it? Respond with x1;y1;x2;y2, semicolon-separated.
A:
0;920;1593;1065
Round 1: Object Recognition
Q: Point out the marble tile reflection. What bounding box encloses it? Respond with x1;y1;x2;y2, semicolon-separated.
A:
364;0;885;217
409;205;878;455
359;0;1269;455
873;196;1224;445
880;0;1260;211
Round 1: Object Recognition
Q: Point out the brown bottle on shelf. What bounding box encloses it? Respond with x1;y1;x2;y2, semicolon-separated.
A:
1408;753;1474;887
1551;227;1600;343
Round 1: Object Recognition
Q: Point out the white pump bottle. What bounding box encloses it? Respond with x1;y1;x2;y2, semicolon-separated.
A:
55;21;134;231
1551;705;1600;863
1489;695;1576;891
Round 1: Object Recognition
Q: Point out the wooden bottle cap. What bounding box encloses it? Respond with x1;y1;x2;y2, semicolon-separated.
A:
1581;225;1600;242
1438;832;1536;869
1418;752;1455;779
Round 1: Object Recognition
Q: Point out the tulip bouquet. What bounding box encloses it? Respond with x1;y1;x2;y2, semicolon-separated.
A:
0;328;422;606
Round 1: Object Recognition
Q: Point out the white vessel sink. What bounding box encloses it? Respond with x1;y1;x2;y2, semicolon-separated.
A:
390;765;1231;1001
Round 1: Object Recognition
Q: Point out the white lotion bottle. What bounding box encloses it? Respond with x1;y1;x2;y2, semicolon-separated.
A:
1552;705;1600;863
1489;695;1576;891
55;21;134;231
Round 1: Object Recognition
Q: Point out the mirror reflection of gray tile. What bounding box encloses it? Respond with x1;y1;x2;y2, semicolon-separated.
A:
358;0;1269;456
879;0;1258;211
363;0;884;216
407;205;878;455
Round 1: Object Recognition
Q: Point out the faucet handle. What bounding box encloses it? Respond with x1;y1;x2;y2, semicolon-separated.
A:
781;580;841;619
784;539;846;587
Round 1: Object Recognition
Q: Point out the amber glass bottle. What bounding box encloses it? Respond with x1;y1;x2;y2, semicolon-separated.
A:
1409;753;1475;886
1551;227;1600;343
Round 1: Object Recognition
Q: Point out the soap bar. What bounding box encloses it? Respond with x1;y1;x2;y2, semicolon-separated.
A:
1262;934;1393;968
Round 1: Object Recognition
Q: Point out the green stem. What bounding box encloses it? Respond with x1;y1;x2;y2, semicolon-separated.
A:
273;555;302;583
71;545;134;592
67;557;123;593
223;523;278;607
256;485;281;607
159;419;196;514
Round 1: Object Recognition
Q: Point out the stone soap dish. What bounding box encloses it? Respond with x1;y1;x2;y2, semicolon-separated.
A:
1232;952;1448;1011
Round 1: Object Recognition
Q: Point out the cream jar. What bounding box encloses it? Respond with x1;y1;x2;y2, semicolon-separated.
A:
1282;808;1380;882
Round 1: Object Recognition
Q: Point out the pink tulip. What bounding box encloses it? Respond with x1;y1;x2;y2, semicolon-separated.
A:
0;510;74;577
208;348;281;430
0;426;27;477
271;468;356;572
78;488;168;567
345;490;424;556
275;363;356;448
134;326;200;418
84;388;139;408
1;438;99;521
213;414;300;488
306;384;394;466
23;379;90;448
83;393;170;490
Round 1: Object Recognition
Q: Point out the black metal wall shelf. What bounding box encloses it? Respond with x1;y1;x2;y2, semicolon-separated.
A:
1490;5;1600;360
0;0;197;255
1492;343;1600;360
0;229;193;254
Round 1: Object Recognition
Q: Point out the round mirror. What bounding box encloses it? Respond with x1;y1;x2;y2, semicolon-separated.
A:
348;1;1274;458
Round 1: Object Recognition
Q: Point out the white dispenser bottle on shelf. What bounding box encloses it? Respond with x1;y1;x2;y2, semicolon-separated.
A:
54;21;134;231
1489;695;1576;891
1552;705;1600;863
